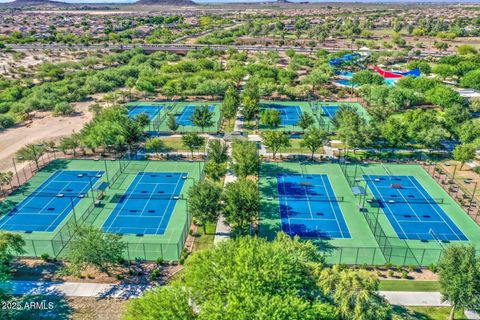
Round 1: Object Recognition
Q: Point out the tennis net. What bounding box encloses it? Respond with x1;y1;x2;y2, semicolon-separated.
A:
280;195;344;202
371;197;444;204
113;193;185;201
21;191;92;198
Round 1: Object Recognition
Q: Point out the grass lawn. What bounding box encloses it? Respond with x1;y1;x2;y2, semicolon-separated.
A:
223;119;235;133
192;222;217;252
379;280;441;292
157;136;189;152
393;306;466;320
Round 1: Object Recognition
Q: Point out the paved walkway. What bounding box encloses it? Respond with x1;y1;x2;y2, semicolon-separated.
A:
0;280;151;298
380;291;448;306
1;280;479;318
212;139;235;244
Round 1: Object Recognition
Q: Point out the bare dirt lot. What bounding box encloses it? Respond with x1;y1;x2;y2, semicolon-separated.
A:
0;101;93;174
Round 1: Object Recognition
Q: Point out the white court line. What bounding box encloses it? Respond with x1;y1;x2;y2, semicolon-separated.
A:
154;163;183;235
321;175;345;238
366;175;410;239
407;176;461;241
103;172;146;233
0;171;64;229
45;178;95;232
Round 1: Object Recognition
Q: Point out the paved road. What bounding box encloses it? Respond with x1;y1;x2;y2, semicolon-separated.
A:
7;43;451;57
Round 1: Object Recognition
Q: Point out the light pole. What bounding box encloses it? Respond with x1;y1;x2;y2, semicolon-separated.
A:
12;158;20;186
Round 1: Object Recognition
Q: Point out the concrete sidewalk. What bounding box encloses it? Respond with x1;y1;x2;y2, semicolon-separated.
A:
0;280;152;298
1;281;479;318
380;291;448;306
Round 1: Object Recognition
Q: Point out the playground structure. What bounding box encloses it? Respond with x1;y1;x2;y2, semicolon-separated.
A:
373;66;421;79
329;53;363;66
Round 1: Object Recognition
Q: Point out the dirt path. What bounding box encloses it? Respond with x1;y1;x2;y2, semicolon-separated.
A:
0;101;93;173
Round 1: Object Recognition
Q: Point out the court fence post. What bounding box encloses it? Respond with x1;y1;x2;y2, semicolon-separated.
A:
160;244;163;260
31;240;37;257
420;249;426;266
372;248;377;266
143;244;146;260
403;248;408;266
338;247;343;264
355;247;359;265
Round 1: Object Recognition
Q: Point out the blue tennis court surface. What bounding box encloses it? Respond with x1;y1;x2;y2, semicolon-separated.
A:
0;170;103;233
266;105;301;125
277;173;350;239
177;106;215;126
102;172;187;235
364;175;467;241
321;105;340;119
128;105;164;121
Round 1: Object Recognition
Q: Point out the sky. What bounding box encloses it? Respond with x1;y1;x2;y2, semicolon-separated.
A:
1;0;479;3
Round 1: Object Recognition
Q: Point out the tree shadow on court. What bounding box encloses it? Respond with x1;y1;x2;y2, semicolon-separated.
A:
258;162;335;256
3;292;72;320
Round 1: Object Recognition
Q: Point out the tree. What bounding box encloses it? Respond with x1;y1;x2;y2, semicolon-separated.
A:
380;117;409;151
166;113;179;132
460;70;480;90
297;112;315;133
262;131;291;159
332;107;369;150
64;225;126;276
187;180;222;234
182;132;206;159
134;113;150;128
318;267;391;320
0;231;25;299
302;67;331;96
145;137;165;158
59;135;81;157
223;86;239;123
0;171;13;195
444;104;471;136
260;108;281;129
351;70;384;86
183;234;334;319
438;245;480;320
301;127;328;160
191;105;214;133
230;140;260;178
453;143;476;170
241;95;259;124
204;160;227;182
123;285;195;320
222;179;259;233
16;143;46;170
207;139;229;164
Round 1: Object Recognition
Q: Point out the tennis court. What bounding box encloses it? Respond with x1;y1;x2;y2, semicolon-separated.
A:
321;105;341;119
128;105;164;121
364;174;468;242
177;105;215;126
102;171;187;235
277;173;350;239
0;170;103;233
266;105;302;125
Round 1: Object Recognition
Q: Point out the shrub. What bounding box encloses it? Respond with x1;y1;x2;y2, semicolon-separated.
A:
428;263;438;273
401;270;409;279
40;253;50;262
387;270;394;277
0;114;15;129
156;257;163;265
150;268;160;281
384;262;393;270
